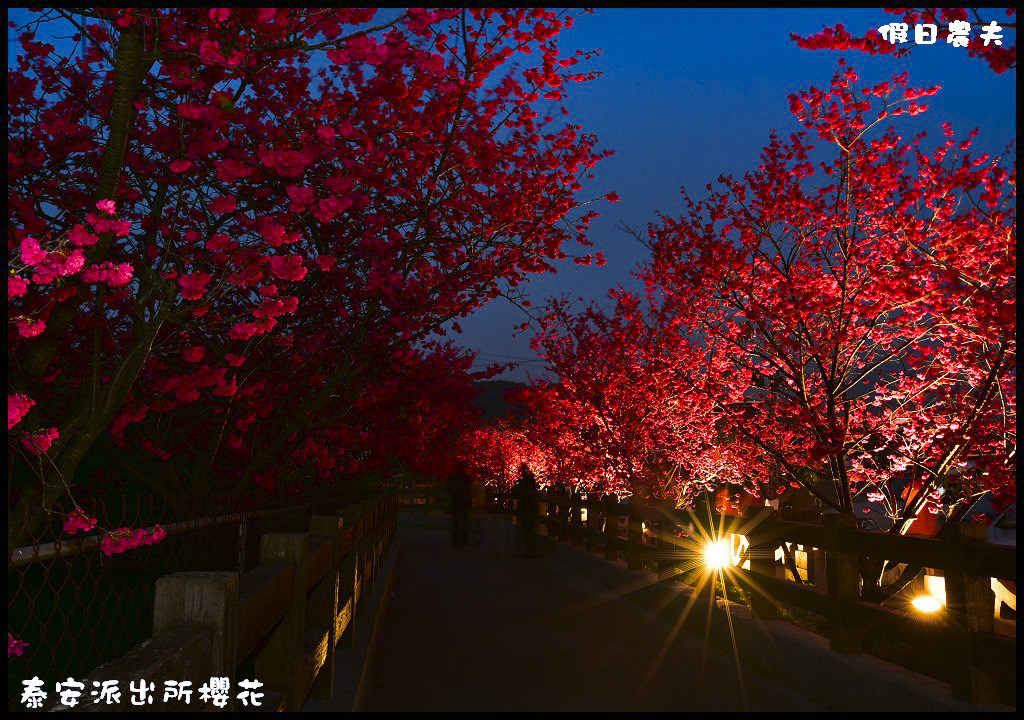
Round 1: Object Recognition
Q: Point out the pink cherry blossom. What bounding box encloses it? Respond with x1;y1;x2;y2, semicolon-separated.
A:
268;255;307;281
8;276;28;300
209;195;237;214
21;427;59;455
8;632;28;658
19;238;47;266
16;317;45;338
8;394;35;430
178;273;213;300
63;507;98;535
82;262;134;287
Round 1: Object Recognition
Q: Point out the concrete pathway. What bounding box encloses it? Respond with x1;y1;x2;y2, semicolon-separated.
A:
365;519;823;712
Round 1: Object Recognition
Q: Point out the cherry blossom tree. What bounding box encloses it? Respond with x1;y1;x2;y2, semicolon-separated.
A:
642;62;1014;542
8;8;610;545
504;61;1013;600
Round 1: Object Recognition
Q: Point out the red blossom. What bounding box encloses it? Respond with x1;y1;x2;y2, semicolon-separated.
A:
63;507;98;535
268;255;307;282
100;525;168;556
8;276;29;299
8;632;29;658
16;317;46;338
19;238;47;266
82;262;133;287
209;195;237;214
178;273;213;300
8;394;35;430
22;427;59;455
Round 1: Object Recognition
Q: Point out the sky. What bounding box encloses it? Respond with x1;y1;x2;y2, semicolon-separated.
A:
456;8;1017;381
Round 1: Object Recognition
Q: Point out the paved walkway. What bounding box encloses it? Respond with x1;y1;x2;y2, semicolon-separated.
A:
365;519;822;712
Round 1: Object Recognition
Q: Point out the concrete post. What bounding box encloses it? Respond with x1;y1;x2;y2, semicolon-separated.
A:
153;571;239;709
255;532;309;710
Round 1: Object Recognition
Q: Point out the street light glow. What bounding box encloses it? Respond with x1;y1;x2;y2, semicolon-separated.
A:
703;539;731;570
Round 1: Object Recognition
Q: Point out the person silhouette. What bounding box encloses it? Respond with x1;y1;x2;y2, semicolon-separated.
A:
445;461;473;546
514;463;540;558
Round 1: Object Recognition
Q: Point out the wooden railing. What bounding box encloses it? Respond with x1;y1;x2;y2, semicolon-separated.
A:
395;487;449;514
492;488;1015;706
52;492;398;712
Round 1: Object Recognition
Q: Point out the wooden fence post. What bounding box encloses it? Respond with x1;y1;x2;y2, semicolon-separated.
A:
338;524;358;647
255;532;309;710
307;515;343;702
823;513;862;653
656;511;676;576
626;502;643;571
604;494;619;562
153;571;239;709
363;503;376;596
556;488;569;542
371;500;382;571
541;491;553;536
744;507;779;620
586;496;600;553
342;505;365;616
570;492;585;547
944;522;999;704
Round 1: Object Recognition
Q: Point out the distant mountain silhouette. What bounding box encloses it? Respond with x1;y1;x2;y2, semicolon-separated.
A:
472;380;528;422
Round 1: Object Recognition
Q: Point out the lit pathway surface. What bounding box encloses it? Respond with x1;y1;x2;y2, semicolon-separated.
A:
366;520;823;712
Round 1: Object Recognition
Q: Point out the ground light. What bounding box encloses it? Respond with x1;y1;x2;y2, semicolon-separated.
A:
910;594;943;614
703;539;731;570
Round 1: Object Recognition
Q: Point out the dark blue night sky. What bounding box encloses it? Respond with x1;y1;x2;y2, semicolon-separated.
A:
459;8;1016;379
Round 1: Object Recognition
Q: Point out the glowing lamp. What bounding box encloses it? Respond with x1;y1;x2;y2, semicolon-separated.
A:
703;540;731;570
910;595;943;614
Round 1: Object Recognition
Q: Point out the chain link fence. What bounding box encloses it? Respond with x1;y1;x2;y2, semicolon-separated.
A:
7;487;360;710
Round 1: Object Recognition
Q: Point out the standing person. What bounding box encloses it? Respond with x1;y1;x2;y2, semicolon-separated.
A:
445;461;472;546
514;463;540;558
